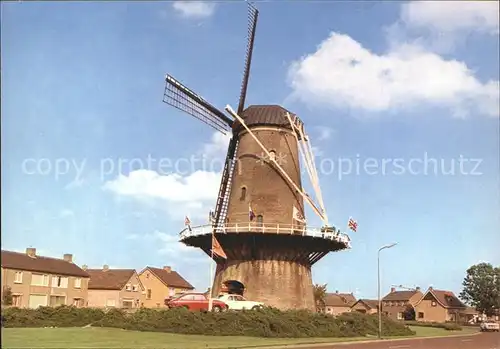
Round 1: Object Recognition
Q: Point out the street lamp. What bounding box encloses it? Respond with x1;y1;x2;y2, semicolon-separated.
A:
378;243;397;339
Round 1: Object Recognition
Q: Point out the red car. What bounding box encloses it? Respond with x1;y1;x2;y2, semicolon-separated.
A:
165;292;228;312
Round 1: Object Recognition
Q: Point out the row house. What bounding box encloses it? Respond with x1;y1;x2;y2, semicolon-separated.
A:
1;248;89;308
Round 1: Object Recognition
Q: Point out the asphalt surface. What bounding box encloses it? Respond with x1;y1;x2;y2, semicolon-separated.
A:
297;332;500;349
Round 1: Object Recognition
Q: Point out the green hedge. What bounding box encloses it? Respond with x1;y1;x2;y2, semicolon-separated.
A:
2;306;415;338
404;320;462;331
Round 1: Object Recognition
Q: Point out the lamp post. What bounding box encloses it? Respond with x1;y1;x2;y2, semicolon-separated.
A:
378;243;397;339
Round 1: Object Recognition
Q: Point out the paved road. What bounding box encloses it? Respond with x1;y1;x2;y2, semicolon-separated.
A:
298;332;500;349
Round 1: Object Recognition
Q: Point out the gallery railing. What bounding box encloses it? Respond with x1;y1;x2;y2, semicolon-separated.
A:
179;223;351;248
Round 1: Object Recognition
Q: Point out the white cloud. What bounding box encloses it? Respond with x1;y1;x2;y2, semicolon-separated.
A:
172;1;216;19
288;33;499;117
313;126;334;141
102;133;225;221
400;1;499;35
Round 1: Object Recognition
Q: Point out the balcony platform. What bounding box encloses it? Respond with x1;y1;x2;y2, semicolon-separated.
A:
179;223;351;249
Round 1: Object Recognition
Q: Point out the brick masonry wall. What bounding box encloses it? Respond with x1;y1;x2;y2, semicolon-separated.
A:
213;126;315;311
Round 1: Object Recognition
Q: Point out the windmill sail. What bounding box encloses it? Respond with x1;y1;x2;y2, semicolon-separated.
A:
213;136;239;231
163;74;233;134
237;2;259;114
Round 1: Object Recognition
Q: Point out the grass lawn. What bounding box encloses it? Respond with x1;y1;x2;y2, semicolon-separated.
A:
1;326;479;349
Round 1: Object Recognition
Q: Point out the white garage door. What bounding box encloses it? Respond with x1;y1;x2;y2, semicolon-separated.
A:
29;294;48;308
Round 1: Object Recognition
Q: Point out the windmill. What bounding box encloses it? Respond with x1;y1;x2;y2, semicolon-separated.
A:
162;2;351;311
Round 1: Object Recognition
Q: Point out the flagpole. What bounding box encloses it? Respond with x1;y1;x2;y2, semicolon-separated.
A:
208;240;214;312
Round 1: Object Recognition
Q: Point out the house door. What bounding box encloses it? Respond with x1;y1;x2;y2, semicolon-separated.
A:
28;294;48;308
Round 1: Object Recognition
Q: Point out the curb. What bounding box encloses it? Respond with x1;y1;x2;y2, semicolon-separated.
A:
239;331;481;349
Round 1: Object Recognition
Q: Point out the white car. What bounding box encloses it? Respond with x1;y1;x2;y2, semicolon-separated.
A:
480;321;499;332
217;294;264;310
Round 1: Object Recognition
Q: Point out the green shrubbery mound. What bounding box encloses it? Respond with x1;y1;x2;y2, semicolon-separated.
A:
404;320;462;331
2;305;415;338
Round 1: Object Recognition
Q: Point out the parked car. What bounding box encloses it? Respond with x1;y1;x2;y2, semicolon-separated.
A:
480;320;500;332
166;292;228;312
217;294;264;310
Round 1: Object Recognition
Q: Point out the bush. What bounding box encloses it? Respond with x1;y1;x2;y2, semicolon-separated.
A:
404;320;462;331
2;306;415;338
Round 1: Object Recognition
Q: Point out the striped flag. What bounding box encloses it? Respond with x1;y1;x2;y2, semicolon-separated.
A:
348;217;358;232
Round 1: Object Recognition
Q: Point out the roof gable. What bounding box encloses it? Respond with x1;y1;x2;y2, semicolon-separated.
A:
142;266;194;290
87;269;136;290
1;250;89;278
352;299;378;310
416;288;466;309
325;292;357;307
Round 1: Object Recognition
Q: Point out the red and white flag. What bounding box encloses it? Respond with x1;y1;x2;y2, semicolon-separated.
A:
348;217;358;232
212;234;227;259
184;216;191;226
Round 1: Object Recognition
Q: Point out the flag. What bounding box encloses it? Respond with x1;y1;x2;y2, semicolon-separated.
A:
211;234;227;259
348;217;358;232
292;206;306;223
249;203;255;221
185;216;192;232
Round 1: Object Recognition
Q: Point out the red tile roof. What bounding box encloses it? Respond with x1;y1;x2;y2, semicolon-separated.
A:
86;269;136;290
144;267;194;290
383;290;421;301
325;293;357;307
429;289;466;308
353;299;379;310
1;250;89;278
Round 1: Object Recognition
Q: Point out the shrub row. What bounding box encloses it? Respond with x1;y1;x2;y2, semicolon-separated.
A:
404;320;462;331
2;305;415;338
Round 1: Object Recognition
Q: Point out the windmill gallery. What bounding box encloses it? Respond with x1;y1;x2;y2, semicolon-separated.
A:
162;2;353;311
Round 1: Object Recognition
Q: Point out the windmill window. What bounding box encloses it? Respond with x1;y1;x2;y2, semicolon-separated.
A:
240;187;247;201
269;150;276;161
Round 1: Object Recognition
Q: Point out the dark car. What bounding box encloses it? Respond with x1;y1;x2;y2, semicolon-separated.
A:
165;292;228;312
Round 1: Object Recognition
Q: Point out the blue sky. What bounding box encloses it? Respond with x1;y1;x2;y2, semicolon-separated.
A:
2;1;499;300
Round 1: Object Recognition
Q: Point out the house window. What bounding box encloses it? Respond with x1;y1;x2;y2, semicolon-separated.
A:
132;285;138;292
12;294;22;307
257;215;263;226
146;273;150;278
125;284;132;291
240;187;247;201
14;271;23;283
122;299;134;309
49;295;66;306
106;299;116;307
51;276;68;288
147;289;152;299
431;301;437;307
73;298;84;307
74;278;82;289
418;312;424;319
31;274;49;286
169;287;176;296
269;150;276;161
397;312;403;320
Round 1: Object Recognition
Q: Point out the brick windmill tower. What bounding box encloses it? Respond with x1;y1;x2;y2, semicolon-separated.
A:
162;3;351;311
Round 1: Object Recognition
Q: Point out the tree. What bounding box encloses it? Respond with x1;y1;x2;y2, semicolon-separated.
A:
2;286;13;306
459;263;500;317
313;283;328;313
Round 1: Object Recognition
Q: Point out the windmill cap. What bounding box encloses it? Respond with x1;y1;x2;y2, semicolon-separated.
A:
232;105;302;133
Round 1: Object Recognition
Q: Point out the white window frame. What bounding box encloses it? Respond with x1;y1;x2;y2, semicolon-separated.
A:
14;271;23;283
132;285;138;292
31;274;49;286
74;278;82;289
125;284;132;291
52;276;68;288
12;293;22;307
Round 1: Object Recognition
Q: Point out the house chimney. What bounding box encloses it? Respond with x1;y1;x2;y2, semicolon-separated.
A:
63;254;73;263
429;286;433;291
163;266;171;273
82;264;88;271
336;290;339;294
103;264;109;271
391;287;396;293
26;247;36;257
416;286;421;291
